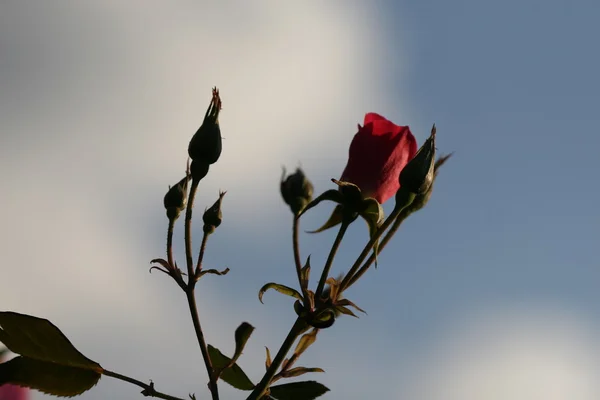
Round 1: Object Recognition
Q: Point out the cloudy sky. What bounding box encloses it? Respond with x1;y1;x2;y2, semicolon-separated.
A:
1;1;599;399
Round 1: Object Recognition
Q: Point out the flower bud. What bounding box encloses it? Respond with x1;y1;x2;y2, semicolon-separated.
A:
188;88;222;166
399;124;436;195
164;176;190;220
280;167;314;215
203;191;226;234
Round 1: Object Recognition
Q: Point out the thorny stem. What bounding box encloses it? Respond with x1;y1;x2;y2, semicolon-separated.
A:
183;177;219;400
185;178;200;281
102;369;185;400
187;289;219;400
167;219;175;267
292;216;303;289
247;318;307;400
315;221;349;300
339;190;415;292
195;231;210;275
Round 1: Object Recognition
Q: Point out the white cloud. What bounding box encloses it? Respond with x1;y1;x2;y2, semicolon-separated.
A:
395;305;600;400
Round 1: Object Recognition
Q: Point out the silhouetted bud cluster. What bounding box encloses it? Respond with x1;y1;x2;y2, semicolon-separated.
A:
203;191;226;234
280;168;314;215
188;88;222;181
164;176;190;220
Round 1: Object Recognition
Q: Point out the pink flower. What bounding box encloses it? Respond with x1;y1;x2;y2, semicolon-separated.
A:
0;384;28;400
0;355;29;400
340;113;417;203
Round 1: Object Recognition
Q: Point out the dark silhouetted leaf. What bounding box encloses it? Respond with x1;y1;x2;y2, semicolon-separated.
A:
280;367;324;378
0;312;101;371
269;381;330;400
207;345;254;391
0;356;101;397
0;312;103;396
232;322;254;363
258;283;302;304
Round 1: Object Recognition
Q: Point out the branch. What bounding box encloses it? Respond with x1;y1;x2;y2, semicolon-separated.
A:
246;318;307;400
102;369;186;400
315;222;348;300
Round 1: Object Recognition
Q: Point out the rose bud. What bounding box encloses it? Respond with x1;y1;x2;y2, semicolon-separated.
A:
340;113;417;203
163;175;190;220
280;168;314;215
203;191;226;234
399;124;436;195
188;88;222;173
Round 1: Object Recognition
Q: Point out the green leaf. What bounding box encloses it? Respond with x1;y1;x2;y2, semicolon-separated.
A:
297;189;344;219
0;356;101;397
0;312;101;371
231;322;254;364
0;312;103;396
280;367;325;378
207;345;254;391
294;329;318;357
269;381;330;400
258;283;302;304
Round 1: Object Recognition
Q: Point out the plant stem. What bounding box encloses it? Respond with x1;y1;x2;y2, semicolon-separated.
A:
186;289;219;400
345;210;409;288
182;177;218;399
315;222;348;300
339;190;415;292
292;216;303;289
102;369;185;400
195;231;209;275
167;218;175;268
185;178;200;282
247;318;307;400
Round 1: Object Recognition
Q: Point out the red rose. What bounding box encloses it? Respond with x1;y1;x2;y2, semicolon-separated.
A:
340;113;417;203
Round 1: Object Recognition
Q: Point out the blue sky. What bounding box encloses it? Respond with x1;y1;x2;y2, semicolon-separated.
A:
1;1;599;399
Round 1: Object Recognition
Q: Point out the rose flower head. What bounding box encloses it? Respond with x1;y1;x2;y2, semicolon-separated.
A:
340;112;417;204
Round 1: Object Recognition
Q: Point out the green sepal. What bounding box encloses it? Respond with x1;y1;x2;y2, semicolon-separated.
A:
259;283;303;304
307;204;344;233
297;189;344;220
359;197;384;267
279;367;325;378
